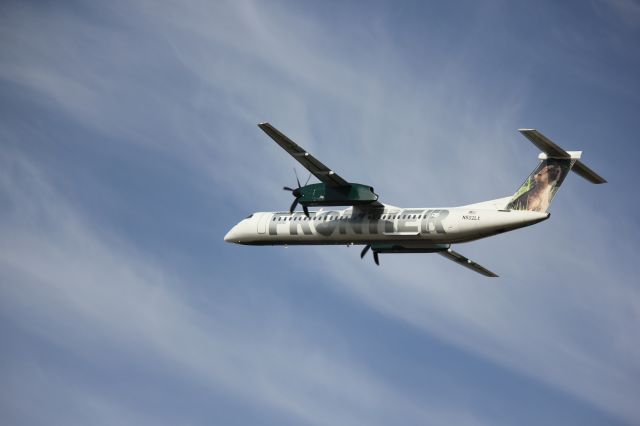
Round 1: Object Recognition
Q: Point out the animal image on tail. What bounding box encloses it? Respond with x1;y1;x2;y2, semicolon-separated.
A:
507;158;573;212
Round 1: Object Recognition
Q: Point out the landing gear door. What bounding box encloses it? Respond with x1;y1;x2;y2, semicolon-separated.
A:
257;213;269;234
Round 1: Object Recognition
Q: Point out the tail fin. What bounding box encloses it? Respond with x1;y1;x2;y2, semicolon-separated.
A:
506;129;606;212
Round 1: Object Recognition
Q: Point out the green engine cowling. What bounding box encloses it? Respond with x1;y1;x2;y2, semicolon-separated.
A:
297;183;378;207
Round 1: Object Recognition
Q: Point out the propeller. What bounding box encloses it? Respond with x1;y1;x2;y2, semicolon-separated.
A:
360;245;380;265
283;169;311;216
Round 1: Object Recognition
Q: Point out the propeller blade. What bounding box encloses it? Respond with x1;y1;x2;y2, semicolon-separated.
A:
373;251;380;266
283;186;295;192
302;205;310;218
360;245;371;259
304;173;311;186
293;168;301;188
289;198;299;213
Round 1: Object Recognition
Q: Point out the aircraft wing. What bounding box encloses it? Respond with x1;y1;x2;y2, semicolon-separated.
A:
259;123;351;187
438;248;498;277
362;244;498;276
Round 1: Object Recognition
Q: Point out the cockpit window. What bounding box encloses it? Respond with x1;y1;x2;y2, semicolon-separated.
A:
245;214;253;219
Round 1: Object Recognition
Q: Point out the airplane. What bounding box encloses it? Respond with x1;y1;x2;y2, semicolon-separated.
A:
224;123;606;277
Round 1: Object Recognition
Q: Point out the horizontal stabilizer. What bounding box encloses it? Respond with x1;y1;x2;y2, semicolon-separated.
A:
572;160;607;184
518;129;569;158
518;129;606;184
438;249;498;277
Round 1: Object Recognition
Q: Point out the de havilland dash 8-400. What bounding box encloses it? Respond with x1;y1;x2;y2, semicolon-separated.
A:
224;123;606;277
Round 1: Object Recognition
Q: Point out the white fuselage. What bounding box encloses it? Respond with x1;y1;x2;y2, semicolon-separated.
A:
224;205;549;247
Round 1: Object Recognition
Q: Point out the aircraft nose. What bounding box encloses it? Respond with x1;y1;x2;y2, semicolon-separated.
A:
224;226;238;243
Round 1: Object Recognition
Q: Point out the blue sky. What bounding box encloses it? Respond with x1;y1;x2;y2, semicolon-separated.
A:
1;0;639;425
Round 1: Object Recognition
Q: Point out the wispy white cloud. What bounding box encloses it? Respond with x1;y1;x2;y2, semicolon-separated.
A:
1;0;638;424
0;151;491;425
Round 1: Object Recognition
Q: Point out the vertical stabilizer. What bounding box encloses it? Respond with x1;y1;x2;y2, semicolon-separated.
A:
506;129;606;212
506;158;574;212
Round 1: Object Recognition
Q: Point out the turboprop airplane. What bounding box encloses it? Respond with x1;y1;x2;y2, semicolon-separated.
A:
224;123;606;277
